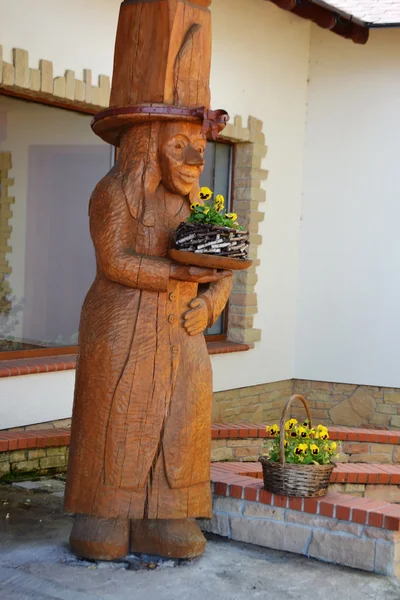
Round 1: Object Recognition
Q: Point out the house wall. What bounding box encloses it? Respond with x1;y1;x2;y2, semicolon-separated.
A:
296;26;400;389
0;0;311;428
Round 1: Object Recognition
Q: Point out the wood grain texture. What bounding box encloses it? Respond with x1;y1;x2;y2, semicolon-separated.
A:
70;515;129;561
64;122;232;557
130;519;206;558
110;0;211;110
64;0;231;561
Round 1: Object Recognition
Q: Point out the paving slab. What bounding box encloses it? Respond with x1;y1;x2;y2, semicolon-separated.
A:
12;479;66;493
0;483;400;600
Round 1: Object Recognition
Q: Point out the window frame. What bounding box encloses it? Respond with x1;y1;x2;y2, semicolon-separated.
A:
202;137;235;342
0;88;234;359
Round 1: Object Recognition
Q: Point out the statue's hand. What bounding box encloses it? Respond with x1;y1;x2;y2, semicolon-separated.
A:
183;298;209;336
171;264;231;284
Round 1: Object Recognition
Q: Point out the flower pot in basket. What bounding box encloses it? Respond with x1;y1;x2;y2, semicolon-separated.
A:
168;187;252;271
259;395;336;498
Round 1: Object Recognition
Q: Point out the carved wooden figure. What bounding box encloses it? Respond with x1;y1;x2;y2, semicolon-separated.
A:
64;0;231;561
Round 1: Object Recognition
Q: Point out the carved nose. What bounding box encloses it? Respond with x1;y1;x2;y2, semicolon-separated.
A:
185;145;205;166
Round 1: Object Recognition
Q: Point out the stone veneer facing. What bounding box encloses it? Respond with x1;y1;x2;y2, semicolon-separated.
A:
0;151;13;312
200;495;400;579
219;115;266;346
213;379;400;429
0;45;111;110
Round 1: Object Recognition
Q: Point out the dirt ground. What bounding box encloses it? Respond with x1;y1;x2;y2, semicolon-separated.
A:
1;481;400;600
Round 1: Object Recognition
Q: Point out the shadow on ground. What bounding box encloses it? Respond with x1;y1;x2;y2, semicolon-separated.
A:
1;483;400;600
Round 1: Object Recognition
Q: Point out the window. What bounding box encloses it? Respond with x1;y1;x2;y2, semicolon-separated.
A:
0;95;233;355
0;96;111;354
200;140;233;338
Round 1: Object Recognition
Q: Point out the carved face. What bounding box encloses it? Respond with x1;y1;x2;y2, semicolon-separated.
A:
159;122;206;196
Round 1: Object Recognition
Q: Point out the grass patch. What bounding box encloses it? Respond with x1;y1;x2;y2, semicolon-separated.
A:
0;470;42;484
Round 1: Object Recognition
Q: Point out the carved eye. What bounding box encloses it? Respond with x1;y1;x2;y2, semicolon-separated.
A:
197;147;204;154
174;141;184;150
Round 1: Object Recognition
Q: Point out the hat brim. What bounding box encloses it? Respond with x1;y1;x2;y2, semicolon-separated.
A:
91;105;228;146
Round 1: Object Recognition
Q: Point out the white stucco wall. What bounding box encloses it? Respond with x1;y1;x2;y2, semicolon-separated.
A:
211;0;310;391
296;26;400;387
0;0;311;427
0;371;74;429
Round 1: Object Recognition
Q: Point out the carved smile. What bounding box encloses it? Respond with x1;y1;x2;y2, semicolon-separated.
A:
177;170;198;184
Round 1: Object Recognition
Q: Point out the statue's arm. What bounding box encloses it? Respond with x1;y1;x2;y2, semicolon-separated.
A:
89;183;171;292
199;273;233;327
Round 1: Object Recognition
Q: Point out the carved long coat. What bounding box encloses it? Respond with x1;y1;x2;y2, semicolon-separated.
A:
64;168;232;520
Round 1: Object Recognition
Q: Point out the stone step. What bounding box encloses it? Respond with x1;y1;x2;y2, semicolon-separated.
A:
203;462;400;578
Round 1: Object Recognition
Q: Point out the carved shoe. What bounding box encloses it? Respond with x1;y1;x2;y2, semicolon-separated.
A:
70;514;129;561
130;518;206;559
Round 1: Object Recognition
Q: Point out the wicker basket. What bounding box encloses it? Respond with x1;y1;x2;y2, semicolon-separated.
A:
259;394;335;498
174;222;250;260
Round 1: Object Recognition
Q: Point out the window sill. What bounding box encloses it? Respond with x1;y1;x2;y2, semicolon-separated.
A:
0;342;250;378
207;341;251;355
0;355;77;378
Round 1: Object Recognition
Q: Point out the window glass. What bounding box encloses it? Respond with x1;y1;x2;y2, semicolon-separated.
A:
0;96;111;352
200;140;232;337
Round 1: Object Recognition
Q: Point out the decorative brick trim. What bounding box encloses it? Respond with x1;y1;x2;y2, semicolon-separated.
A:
0;151;14;312
0;45;110;110
219;116;266;346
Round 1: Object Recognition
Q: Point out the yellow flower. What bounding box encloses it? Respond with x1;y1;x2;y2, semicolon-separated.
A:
226;212;238;221
317;424;328;432
296;426;309;439
285;418;298;431
215;194;224;208
289;429;298;438
329;442;337;452
319;430;329;440
198;187;213;201
284;440;288;448
310;444;319;456
294;443;308;456
190;202;200;210
268;424;279;437
203;207;210;214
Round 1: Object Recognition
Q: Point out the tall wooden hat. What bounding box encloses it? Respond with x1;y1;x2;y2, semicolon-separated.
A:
92;0;229;146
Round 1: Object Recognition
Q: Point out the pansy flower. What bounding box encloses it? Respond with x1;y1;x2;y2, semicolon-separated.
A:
198;187;213;201
285;418;298;431
268;424;279;437
310;444;319;456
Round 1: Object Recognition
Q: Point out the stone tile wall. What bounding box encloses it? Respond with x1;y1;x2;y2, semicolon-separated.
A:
213;379;400;429
0;445;69;479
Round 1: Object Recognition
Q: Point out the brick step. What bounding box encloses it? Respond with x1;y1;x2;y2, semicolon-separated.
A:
211;423;400;444
210;462;400;529
1;424;399;451
212;461;400;486
0;429;70;452
204;461;400;578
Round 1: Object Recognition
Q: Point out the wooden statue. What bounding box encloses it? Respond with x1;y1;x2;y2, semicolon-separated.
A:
64;0;231;561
